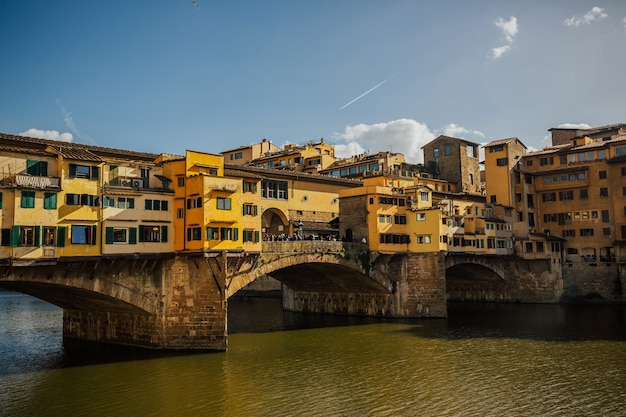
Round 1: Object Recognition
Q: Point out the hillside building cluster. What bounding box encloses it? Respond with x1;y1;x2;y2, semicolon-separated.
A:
1;123;625;300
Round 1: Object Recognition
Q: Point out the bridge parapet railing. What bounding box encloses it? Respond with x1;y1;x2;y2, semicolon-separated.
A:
262;241;368;254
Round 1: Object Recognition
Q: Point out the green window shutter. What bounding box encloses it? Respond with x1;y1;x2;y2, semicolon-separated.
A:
34;226;41;247
129;228;137;244
56;226;66;247
161;226;168;243
27;160;38;175
138;225;145;242
254;231;259;243
0;192;3;209
233;228;238;241
254;205;258;216
91;225;97;245
106;227;114;244
91;166;100;180
145;199;152;210
69;164;77;178
41;161;48;176
129;198;135;209
11;225;20;247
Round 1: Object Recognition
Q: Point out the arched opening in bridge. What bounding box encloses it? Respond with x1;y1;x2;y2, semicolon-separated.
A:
261;207;289;238
446;263;507;302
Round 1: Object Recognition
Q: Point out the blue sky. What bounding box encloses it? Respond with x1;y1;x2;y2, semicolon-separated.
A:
1;1;625;163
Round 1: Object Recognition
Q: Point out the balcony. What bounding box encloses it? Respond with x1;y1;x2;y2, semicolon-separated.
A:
1;174;60;190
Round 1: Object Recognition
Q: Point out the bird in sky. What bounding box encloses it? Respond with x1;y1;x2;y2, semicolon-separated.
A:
193;1;199;9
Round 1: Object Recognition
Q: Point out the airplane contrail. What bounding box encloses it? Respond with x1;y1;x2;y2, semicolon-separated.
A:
339;78;391;110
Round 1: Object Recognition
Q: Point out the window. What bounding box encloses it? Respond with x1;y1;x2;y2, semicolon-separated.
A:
467;146;475;157
206;227;220;240
580;228;594;237
379;234;410;244
43;226;56;246
444;146;451;156
69;164;98;180
71;225;96;245
177;177;185;187
599;171;607;179
220;227;238;241
490;145;504;152
379;215;391;223
539;157;553;166
420;192;429;202
603;228;611;236
526;160;533;167
177;208;184;219
242;204;258;216
66;194;80;205
542;192;556;202
496;158;508;166
417;235;431;244
145;199;168;211
602;210;609;223
217;197;232;210
569;154;576;163
243;181;257;193
559;191;574;201
43;193;57;209
433;148;439;158
118;197;135;209
106;227;129;244
560;155;567;164
80;194;99;207
527;194;534;208
536;242;544;252
187;227;201;241
579;189;588;200
243;230;260;243
598;150;605;159
139;225;166;242
261;179;288;200
416;213;426;221
21;191;35;208
103;196;115;207
600;188;608;197
27;160;48;176
622;167;626;176
394;215;407;224
563;229;575;237
543;214;557;223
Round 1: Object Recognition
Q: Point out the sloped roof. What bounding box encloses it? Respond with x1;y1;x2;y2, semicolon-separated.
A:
483;137;527;149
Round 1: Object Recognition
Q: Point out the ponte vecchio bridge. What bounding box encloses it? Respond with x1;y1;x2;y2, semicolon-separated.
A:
0;241;561;351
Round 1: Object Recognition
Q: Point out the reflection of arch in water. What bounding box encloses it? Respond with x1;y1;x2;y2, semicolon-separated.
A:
262;208;289;236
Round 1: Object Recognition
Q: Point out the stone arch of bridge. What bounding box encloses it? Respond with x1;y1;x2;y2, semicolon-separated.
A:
261;207;290;237
444;256;509;301
0;275;156;315
226;251;390;298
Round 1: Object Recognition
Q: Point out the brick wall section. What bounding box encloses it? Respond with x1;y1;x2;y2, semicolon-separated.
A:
562;261;624;301
338;195;369;242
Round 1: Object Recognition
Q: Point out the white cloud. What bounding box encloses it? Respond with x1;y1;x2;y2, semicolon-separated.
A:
19;128;73;142
495;16;519;43
491;16;518;59
623;16;626;31
441;123;485;139
556;122;592;130
563;7;607;27
491;45;511;59
330;119;485;164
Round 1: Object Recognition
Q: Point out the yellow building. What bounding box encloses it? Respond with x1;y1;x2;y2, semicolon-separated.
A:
520;124;626;263
250;139;335;174
221;138;279;165
319;151;407;179
161;150;256;253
